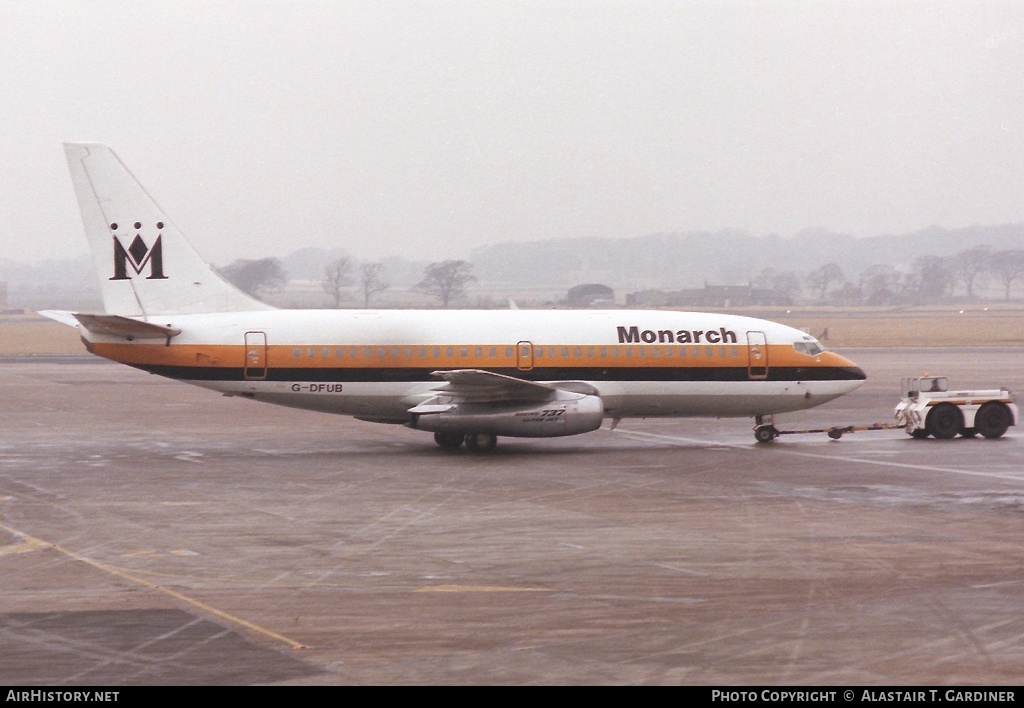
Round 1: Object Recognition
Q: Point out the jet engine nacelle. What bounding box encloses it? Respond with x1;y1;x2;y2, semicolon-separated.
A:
411;393;604;438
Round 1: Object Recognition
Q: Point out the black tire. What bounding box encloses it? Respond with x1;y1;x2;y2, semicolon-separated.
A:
754;425;778;444
975;402;1010;439
909;429;930;439
464;432;498;452
960;427;978;438
925;403;962;440
434;431;465;449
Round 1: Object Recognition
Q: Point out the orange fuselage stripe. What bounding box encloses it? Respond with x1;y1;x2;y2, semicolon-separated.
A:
90;342;832;370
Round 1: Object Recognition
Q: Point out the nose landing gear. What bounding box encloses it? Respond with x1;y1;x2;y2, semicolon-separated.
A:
754;415;778;444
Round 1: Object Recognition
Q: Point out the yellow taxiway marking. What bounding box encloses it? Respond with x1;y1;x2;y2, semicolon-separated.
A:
0;536;50;556
0;521;307;650
415;584;548;593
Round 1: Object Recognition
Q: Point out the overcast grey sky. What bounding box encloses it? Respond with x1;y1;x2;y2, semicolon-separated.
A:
2;0;1022;265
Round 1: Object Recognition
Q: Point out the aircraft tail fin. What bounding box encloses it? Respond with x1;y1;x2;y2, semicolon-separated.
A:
63;143;272;316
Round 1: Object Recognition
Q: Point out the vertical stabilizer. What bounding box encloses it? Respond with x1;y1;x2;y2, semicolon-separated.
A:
64;143;273;316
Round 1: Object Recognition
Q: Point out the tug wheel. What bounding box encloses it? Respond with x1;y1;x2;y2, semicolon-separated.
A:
975;402;1010;439
925;403;962;440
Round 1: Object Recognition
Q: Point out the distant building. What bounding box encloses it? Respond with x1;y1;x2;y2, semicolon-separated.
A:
567;283;614;307
625;289;672;307
0;281;7;308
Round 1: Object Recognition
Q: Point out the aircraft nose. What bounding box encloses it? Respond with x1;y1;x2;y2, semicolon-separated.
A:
833;353;866;381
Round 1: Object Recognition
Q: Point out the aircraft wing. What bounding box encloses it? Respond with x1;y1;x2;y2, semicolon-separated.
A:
425;369;559;403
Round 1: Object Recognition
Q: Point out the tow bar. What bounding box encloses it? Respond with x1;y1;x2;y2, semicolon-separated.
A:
753;414;905;443
774;423;905;440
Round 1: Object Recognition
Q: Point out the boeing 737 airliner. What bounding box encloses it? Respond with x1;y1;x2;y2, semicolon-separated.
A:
42;144;865;451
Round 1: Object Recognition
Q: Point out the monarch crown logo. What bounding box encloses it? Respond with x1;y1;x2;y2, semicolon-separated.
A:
109;221;168;280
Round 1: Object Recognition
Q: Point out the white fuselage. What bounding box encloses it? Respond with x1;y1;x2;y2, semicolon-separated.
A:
85;308;866;423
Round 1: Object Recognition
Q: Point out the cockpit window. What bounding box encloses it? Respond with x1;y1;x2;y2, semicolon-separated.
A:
793;338;826;356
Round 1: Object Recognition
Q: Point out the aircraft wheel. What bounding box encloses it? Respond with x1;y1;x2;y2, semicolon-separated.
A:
925;403;962;439
434;431;465;449
959;427;978;438
909;429;930;439
754;425;778;444
975;402;1010;439
465;432;498;452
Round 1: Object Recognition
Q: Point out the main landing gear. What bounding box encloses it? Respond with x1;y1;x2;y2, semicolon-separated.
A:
754;415;779;444
433;431;499;452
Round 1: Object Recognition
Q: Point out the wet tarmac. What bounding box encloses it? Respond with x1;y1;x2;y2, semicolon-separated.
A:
1;349;1022;684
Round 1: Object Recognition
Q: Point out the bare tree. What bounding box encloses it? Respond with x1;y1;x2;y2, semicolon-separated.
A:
751;267;801;304
951;245;992;298
990;249;1024;301
359;262;389;308
219;258;287;299
911;255;954;304
805;263;844;303
415;260;475;308
859;264;901;306
321;257;353;307
830;281;862;306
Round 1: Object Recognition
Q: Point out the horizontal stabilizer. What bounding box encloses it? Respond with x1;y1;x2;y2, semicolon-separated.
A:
72;313;181;341
36;310;79;327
